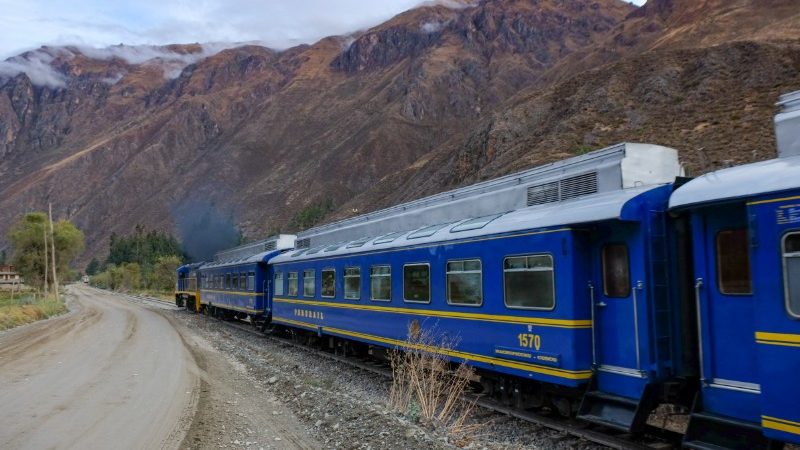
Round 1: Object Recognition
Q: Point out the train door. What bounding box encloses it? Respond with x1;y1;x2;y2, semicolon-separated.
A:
592;235;643;380
690;203;760;419
751;197;800;445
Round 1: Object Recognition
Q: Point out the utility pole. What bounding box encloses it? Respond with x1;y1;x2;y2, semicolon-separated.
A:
49;203;59;301
43;225;49;294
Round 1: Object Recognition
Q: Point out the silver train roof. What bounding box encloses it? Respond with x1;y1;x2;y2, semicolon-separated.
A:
270;184;664;264
669;155;800;209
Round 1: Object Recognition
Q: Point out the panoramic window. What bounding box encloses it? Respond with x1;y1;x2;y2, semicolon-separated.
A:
446;259;482;306
321;268;335;298
602;244;631;298
783;233;800;317
404;264;430;303
287;271;298;296
716;229;752;295
274;272;284;296
303;269;315;297
504;255;555;309
344;267;360;300
370;265;391;301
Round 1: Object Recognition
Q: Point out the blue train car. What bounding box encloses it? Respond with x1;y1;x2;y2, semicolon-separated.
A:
197;235;296;326
269;181;689;429
671;90;800;449
175;262;203;310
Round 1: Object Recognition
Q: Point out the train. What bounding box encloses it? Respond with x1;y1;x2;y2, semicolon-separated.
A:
176;90;800;449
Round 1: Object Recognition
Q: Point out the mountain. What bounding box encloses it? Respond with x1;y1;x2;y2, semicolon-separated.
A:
0;0;799;265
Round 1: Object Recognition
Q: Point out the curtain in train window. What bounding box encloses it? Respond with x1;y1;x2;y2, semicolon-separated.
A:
321;269;335;298
602;244;631;298
783;233;800;317
303;269;315;297
344;267;360;300
403;264;430;303
370;265;391;301
274;272;284;296
716;229;752;295
446;259;482;306
503;255;555;309
287;272;298;296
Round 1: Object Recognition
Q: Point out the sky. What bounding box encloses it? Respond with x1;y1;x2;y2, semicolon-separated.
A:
0;0;647;59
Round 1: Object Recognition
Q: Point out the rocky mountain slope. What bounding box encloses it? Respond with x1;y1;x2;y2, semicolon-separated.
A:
1;0;799;263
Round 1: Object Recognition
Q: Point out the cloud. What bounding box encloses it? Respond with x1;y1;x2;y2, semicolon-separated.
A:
0;42;267;87
0;49;67;88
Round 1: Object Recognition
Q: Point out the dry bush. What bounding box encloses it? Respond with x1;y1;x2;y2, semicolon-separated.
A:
389;322;483;441
0;292;67;331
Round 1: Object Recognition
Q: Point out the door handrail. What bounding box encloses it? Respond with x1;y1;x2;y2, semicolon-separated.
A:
694;277;707;385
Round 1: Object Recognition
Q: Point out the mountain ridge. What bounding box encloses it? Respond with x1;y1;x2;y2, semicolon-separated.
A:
1;0;799;264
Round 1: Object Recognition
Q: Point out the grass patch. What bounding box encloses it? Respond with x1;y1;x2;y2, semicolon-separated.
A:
0;290;68;331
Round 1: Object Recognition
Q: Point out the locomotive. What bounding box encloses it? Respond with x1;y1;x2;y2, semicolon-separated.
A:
177;90;800;449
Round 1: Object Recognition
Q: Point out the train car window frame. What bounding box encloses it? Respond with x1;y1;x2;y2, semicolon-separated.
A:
503;254;556;311
370;265;391;302
344;267;361;300
446;259;483;307
782;231;800;318
274;272;284;296
303;269;316;297
248;272;255;292
602;244;631;298
225;273;231;290
240;273;247;291
716;229;753;295
403;263;431;304
321;268;336;298
287;271;298;296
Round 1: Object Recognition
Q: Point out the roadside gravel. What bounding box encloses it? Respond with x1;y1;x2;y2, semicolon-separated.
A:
171;310;607;450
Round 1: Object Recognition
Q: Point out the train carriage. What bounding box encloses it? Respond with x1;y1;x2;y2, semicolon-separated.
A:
671;90;800;449
268;144;692;430
175;262;203;310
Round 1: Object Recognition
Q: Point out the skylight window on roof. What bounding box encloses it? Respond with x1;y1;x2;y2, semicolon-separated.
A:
407;223;452;239
291;249;307;257
305;247;323;255
450;214;504;233
324;243;343;252
373;231;407;245
347;237;371;248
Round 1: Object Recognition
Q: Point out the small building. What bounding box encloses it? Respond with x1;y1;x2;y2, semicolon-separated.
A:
0;264;21;285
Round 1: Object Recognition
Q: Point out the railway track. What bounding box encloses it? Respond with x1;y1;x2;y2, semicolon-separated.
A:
209;314;681;450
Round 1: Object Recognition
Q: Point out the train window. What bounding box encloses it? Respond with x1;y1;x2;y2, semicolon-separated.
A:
321;269;335;298
232;273;239;290
248;272;255;291
274;272;284;296
783;233;800;318
716;229;752;295
602;244;630;298
344;267;361;300
404;264;430;303
370;265;391;301
287;272;298;296
446;259;482;306
225;274;231;290
240;274;247;291
303;269;315;297
503;255;555;310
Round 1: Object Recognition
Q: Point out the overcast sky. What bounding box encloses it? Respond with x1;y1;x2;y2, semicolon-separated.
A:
0;0;647;59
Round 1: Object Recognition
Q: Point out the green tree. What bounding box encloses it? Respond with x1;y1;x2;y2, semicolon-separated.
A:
7;212;85;288
85;258;100;276
150;255;182;291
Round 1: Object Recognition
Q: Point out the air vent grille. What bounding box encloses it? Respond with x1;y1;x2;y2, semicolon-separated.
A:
263;241;277;251
526;172;598;207
295;238;311;249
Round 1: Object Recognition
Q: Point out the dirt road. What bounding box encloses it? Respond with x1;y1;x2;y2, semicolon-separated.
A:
0;285;318;450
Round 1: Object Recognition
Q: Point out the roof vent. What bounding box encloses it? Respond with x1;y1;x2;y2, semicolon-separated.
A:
776;90;800;158
263;241;277;251
295;238;311;249
527;172;598;207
